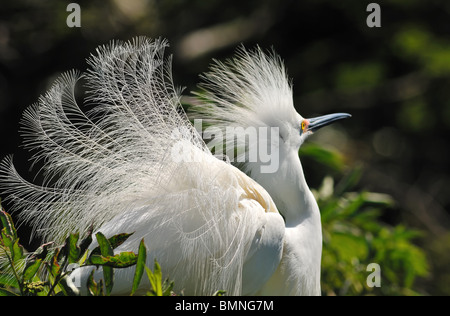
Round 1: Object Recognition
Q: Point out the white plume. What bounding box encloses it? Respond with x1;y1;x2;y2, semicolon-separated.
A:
189;45;301;176
0;37;283;295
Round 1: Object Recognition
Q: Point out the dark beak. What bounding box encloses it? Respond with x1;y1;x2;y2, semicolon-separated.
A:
307;113;351;132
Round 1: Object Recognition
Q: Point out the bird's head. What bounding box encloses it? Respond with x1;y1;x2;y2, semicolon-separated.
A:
190;45;350;175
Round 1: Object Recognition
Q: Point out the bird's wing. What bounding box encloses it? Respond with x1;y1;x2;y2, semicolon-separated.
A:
0;37;284;295
87;155;285;295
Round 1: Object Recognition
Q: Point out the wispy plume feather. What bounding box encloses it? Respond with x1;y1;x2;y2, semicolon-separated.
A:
0;37;279;295
190;45;299;175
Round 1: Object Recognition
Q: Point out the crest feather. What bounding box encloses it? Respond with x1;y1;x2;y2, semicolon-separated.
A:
190;46;298;174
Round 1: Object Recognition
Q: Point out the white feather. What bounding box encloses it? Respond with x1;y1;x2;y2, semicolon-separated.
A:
0;37;285;295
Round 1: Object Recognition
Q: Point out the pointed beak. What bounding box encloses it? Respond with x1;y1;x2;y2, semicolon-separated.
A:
307;113;351;132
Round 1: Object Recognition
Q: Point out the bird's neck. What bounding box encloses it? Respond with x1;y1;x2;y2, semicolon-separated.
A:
253;148;319;226
251;147;323;295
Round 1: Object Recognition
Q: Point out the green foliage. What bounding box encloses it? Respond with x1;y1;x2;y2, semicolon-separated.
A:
393;25;450;76
0;206;175;296
131;239;175;296
301;145;430;295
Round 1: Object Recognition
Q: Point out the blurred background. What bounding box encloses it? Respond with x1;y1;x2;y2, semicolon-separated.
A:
1;0;449;295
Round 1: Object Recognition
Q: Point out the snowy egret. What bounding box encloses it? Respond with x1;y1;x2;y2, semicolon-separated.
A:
0;37;350;295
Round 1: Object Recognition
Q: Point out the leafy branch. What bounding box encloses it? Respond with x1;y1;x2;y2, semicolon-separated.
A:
0;206;174;296
301;144;429;295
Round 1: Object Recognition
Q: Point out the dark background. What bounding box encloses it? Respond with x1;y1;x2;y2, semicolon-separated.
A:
1;0;449;295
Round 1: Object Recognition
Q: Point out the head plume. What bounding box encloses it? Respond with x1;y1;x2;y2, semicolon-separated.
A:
193;45;298;126
190;46;301;175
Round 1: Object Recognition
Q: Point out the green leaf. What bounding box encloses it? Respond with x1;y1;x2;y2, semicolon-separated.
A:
95;232;114;295
153;260;163;296
95;232;114;255
0;209;17;239
146;259;163;296
22;259;42;282
0;271;19;288
88;252;137;268
66;233;81;264
77;247;89;266
78;227;93;257
107;232;134;250
87;269;102;296
1;227;13;250
89;232;133;257
0;288;19;296
131;239;147;295
49;253;61;277
162;278;175;296
12;240;24;262
145;266;156;296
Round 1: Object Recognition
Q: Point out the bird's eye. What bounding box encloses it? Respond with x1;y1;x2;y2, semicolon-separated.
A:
301;120;307;134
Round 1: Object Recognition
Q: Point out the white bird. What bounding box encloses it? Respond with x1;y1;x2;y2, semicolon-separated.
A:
0;37;350;296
